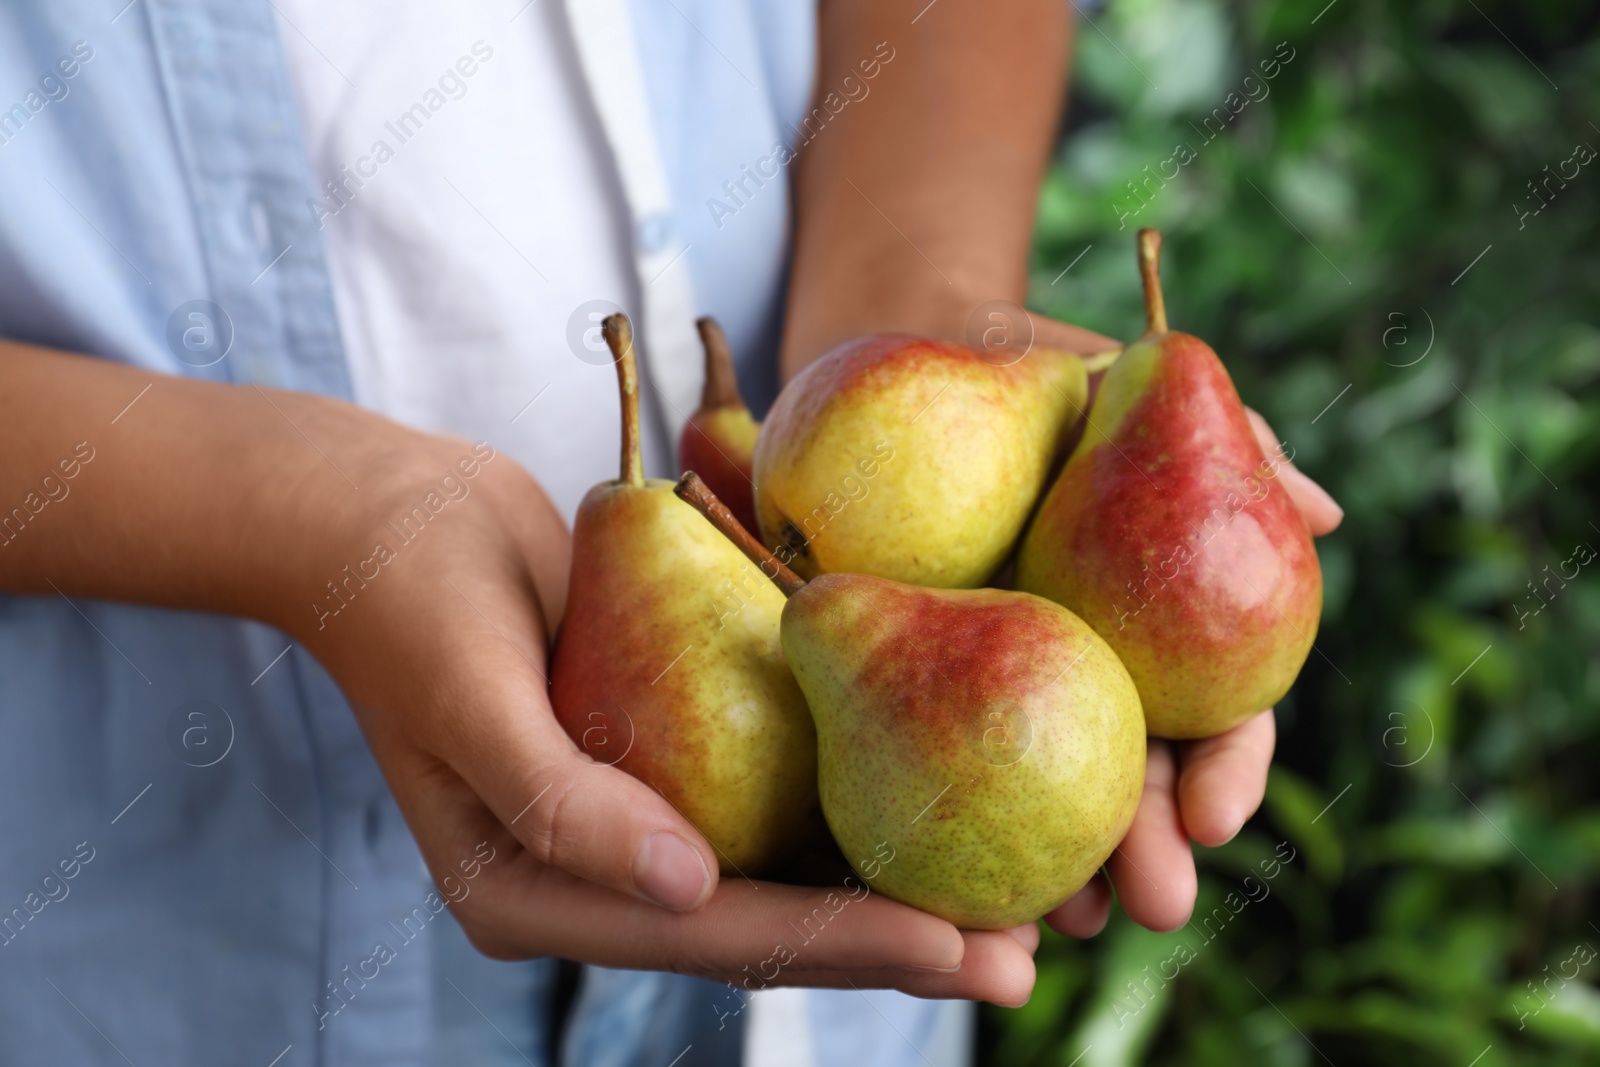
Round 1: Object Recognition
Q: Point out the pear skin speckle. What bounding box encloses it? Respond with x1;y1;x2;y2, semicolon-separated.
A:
782;574;1145;929
1017;331;1322;739
753;335;1088;589
551;480;818;873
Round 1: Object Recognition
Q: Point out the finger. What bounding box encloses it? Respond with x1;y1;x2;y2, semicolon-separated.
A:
479;716;718;911
927;928;1036;1007
383;747;969;975
391;760;1038;1003
1042;870;1111;938
421;574;726;910
365;649;719;912
467;865;972;980
1178;709;1276;847
1002;922;1041;955
1107;742;1196;932
781;930;1038;1007
1028;311;1121;357
1245;408;1343;535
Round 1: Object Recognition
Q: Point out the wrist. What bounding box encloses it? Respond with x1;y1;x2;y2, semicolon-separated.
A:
780;280;1020;381
245;396;464;638
267;416;570;651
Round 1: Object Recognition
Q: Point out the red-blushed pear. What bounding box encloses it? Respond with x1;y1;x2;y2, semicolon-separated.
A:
1017;229;1323;740
751;334;1088;589
550;314;816;874
674;473;1145;930
677;317;761;535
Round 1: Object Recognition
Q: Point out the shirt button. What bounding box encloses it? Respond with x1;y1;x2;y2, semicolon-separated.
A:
637;213;674;254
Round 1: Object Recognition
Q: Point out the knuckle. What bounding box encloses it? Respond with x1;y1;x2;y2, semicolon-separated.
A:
659;944;713;981
521;767;588;870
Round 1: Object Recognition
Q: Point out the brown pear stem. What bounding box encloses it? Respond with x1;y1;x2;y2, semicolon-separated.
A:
1136;228;1168;336
695;317;746;411
674;472;806;598
603;313;645;487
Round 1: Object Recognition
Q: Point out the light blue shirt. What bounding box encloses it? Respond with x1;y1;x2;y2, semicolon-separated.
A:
0;2;966;1064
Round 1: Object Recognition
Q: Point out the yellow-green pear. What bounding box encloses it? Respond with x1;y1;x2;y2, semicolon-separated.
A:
753;335;1088;588
676;474;1145;929
1018;230;1322;739
550;316;816;873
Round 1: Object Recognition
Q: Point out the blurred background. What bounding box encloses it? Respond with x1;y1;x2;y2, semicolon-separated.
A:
987;1;1600;1063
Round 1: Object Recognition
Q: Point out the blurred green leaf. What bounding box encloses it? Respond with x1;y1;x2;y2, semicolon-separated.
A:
1062;918;1184;1067
994;3;1600;1063
1263;767;1345;883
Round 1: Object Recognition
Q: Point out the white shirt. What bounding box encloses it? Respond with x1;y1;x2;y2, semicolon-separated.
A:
277;3;972;1065
276;0;667;520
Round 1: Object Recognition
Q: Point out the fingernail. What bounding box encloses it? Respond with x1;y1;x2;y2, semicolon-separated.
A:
905;930;966;973
634;832;711;910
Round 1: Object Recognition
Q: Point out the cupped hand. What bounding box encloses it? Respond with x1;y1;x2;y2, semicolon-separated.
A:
1027;315;1343;938
289;433;1038;1007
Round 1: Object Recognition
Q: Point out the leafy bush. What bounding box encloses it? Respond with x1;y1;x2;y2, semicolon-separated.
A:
993;1;1600;1063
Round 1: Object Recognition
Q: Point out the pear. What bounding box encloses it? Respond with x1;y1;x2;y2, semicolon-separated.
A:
677;316;761;535
1017;230;1323;739
752;335;1088;589
550;315;816;873
675;474;1145;930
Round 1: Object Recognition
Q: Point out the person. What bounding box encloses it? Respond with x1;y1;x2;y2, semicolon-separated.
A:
0;0;1342;1064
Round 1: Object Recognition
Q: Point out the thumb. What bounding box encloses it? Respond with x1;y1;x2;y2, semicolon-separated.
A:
1027;311;1121;357
370;659;721;911
466;706;720;911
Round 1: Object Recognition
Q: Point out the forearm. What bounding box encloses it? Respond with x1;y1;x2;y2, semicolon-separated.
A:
0;342;421;632
782;0;1071;377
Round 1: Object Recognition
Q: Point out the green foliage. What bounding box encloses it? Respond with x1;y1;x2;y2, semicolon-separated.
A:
996;1;1600;1063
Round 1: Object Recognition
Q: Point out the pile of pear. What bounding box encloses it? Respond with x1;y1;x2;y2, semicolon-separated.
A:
550;229;1321;930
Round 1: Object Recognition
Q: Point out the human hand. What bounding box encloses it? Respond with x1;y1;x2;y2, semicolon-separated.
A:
288;433;1040;1007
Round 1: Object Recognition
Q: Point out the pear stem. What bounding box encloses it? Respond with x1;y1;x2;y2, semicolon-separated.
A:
603;313;645;487
674;472;806;598
1136;228;1168;336
695;317;746;411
